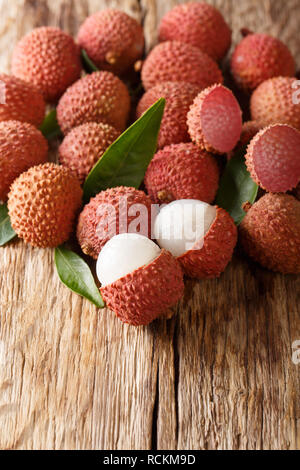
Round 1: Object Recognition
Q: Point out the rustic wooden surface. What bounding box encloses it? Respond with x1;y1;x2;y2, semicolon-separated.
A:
0;0;299;450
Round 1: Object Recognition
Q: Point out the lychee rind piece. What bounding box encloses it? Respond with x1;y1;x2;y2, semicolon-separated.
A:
0;120;48;202
144;143;219;204
136;81;201;149
78;9;144;75
77;186;153;259
8;163;82;248
231;33;295;92
0;74;45;126
141;41;223;91
159;2;231;61
239;193;300;274
187;84;242;154
59;122;120;184
245;124;300;192
250;77;300;130
11;27;82;102
101;249;184;326
56;71;130;135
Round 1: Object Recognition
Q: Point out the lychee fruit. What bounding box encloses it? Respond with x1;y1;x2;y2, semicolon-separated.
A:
144;143;219;204
56;71;130;135
59;122;120;184
0;120;48;202
250;76;300;130
231;32;295;92
228;121;263;158
239;193;300;274
187;84;243;154
136;81;200;149
98;233;184;326
0;74;45;126
11;27;82;102
77;186;153;259
245;124;300;192
159;2;231;61
154;199;237;278
141;41;223;91
78;9;144;75
8;163;82;248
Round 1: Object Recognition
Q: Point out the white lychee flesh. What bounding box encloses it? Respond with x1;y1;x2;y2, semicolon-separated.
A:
154;199;217;257
96;233;161;287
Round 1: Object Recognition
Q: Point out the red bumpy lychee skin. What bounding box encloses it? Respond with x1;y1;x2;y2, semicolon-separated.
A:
177;207;237;279
231;32;295;92
78;9;144;75
187;84;242;154
141;41;223;91
0;74;45;126
77;186;153;259
101;250;184;326
239;193;300;274
57;71;130;135
11;27;82;102
245;124;300;192
0;120;48;202
227;121;263;159
159;2;231;61
136;82;201;149
145;143;219;204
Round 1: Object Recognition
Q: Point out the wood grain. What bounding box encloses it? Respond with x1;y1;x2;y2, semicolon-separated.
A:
0;0;299;450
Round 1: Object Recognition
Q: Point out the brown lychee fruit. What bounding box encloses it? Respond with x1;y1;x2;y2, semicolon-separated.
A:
78;9;144;75
159;2;231;61
250;76;300;130
97;234;184;326
231;32;295;92
245;124;300;192
0;74;45;126
0;120;48;202
59;122;120;184
11;27;82;102
145;143;219;204
56;71;130;135
239;193;300;274
141;41;223;91
77;186;153;259
187;84;242;154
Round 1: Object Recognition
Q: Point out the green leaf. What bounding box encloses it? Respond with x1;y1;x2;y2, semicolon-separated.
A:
40;109;62;140
215;147;258;225
0;204;16;246
54;246;105;308
81;49;99;73
83;98;166;201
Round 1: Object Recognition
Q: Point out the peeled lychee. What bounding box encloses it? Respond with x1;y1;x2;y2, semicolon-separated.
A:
231;32;295;92
154;200;237;278
159;2;231;61
11;27;82;102
8;163;82;248
0;120;48;202
250;77;300;130
0;74;45;126
239;193;300;274
59;122;120;184
78;9;144;75
136;81;200;149
77;186;153;259
141;41;223;91
145;143;219;204
245;124;300;192
57;71;130;135
98;233;184;326
187;84;242;154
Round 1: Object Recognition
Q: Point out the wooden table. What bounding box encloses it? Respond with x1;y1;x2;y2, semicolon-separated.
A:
0;0;299;450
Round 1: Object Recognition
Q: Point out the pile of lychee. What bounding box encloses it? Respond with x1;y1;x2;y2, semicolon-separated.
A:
0;3;300;326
